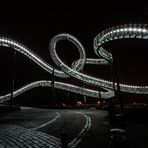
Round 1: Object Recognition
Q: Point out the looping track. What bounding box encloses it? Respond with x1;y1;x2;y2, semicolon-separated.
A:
0;24;148;103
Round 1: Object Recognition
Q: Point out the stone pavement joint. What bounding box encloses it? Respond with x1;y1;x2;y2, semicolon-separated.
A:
0;124;61;148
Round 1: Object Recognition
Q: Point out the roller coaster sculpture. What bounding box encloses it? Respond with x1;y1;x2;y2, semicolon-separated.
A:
0;24;148;103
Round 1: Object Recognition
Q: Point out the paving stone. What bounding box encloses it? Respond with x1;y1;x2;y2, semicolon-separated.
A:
0;124;61;148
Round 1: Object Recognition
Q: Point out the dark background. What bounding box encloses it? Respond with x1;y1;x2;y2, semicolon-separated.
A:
0;3;148;106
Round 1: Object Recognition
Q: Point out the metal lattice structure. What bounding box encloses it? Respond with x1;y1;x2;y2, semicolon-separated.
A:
0;24;148;103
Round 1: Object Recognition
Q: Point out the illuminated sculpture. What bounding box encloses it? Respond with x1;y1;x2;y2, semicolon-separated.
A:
0;24;148;103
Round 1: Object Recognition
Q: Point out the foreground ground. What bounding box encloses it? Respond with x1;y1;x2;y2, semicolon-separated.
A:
0;106;148;147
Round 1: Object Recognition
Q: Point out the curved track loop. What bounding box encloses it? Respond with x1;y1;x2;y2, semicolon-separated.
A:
0;24;148;103
94;24;148;94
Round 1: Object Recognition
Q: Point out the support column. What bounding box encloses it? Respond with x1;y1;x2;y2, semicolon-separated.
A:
112;51;124;114
10;50;16;107
51;65;55;107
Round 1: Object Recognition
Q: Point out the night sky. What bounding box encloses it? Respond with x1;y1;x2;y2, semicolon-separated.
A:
0;4;148;106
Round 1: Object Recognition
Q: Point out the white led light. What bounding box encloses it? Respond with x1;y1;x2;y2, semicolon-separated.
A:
94;24;148;95
1;24;148;103
133;28;137;31
142;29;147;32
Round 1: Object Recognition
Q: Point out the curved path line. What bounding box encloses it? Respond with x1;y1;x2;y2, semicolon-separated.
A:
0;111;91;148
68;112;91;148
30;112;61;131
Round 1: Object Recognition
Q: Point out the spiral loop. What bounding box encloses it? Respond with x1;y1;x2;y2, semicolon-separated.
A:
1;24;148;103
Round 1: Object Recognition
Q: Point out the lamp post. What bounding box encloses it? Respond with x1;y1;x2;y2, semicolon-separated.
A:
112;50;124;114
51;64;55;107
67;91;69;107
82;68;87;107
10;50;16;107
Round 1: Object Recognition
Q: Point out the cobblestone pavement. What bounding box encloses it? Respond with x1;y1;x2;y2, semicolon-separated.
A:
0;107;62;147
0;115;91;147
0;108;93;148
0;124;61;148
0;108;110;148
0;107;59;129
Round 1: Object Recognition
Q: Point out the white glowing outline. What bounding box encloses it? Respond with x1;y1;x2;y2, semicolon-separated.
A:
1;24;148;103
0;35;113;103
94;24;148;94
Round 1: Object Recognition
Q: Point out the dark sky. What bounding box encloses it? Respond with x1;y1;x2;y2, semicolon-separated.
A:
0;4;148;105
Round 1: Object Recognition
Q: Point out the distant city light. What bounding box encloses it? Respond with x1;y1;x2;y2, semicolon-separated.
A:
77;101;83;107
97;101;101;106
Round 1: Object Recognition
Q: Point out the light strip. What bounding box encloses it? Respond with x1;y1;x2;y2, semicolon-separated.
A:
0;24;148;103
